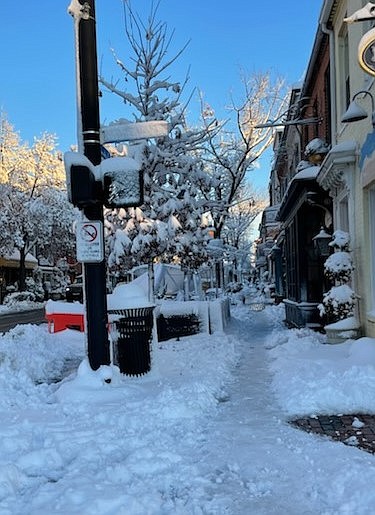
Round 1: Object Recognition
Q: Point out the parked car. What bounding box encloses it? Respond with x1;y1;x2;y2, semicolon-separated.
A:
65;277;83;303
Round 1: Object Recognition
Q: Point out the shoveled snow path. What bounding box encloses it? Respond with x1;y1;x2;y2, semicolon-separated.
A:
3;307;375;514
189;306;375;514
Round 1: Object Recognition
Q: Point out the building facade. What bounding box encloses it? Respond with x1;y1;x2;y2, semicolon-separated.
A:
259;0;375;335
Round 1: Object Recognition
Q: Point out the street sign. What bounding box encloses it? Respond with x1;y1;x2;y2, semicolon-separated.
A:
76;221;104;262
100;120;168;144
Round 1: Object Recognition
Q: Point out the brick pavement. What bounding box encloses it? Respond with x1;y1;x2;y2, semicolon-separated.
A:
290;414;375;455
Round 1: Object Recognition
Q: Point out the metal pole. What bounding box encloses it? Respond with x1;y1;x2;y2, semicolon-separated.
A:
76;0;110;369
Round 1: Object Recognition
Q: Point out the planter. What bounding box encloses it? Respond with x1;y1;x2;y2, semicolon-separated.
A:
324;316;361;344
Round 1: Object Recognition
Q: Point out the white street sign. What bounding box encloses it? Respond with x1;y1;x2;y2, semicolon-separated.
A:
76;221;104;263
100;120;169;144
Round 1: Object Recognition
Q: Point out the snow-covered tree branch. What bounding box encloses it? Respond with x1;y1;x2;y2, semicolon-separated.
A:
100;1;217;280
0;116;77;290
199;73;289;238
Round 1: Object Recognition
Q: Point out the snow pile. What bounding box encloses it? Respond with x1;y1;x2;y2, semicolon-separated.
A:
45;299;84;314
0;299;44;313
266;305;375;416
324;251;353;280
0;325;85;408
0;317;237;513
329;229;350;250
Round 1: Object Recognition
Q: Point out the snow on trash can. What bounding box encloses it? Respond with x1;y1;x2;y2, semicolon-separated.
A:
108;282;156;376
109;307;155;376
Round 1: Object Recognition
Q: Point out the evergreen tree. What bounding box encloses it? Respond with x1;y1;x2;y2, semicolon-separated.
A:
100;1;216;278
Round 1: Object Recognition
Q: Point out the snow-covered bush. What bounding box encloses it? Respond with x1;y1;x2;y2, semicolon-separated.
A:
224;282;245;304
25;276;44;302
4;291;36;307
225;282;243;294
323;251;353;284
318;230;356;322
318;284;356;320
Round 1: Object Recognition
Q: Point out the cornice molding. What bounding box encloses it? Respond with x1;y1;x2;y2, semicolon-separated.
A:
317;141;357;191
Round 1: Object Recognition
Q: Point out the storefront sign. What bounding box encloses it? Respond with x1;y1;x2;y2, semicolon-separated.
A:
358;27;375;76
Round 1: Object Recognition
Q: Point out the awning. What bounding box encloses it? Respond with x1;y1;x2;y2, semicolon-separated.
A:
0;250;38;270
278;166;321;222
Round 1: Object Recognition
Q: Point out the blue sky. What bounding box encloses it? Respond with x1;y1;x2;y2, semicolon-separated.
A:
0;1;322;187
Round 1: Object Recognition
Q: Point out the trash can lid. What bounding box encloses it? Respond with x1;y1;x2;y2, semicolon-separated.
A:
107;283;154;310
108;306;155;317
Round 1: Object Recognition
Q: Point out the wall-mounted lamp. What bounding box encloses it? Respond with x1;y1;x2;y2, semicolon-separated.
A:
312;227;332;258
306;197;333;228
341;90;375;127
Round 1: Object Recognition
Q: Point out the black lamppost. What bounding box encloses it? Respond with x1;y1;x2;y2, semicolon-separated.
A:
68;0;110;370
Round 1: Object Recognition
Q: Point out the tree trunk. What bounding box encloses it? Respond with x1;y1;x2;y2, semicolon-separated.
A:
215;261;222;289
18;246;27;291
148;261;155;303
184;270;191;301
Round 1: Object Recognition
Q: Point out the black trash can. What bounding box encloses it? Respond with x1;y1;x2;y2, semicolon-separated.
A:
110;307;154;376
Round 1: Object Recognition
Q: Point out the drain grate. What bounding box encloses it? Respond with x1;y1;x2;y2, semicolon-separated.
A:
290;414;375;455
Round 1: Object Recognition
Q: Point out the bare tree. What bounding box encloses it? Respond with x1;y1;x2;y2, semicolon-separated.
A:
223;189;268;249
200;72;289;239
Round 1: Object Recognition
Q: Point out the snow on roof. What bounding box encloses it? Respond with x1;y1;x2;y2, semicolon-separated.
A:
328;140;357;154
7;250;38;263
1;250;38;265
263;204;280;213
278;166;320;219
292;165;320;181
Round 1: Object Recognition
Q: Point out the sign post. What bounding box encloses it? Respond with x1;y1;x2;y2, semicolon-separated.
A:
67;1;169;373
68;0;110;370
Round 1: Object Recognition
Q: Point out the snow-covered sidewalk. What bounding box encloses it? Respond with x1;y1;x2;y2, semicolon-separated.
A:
1;304;375;513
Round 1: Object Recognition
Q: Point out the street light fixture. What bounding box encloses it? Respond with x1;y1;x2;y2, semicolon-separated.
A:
312;227;332;258
341;90;375;127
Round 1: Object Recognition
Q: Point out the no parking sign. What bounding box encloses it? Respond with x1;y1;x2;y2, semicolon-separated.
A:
76;221;104;263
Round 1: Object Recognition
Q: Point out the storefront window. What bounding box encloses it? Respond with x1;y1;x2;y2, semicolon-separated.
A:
369;187;375;310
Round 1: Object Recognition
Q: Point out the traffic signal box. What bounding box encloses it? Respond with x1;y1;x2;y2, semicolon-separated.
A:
67;164;100;207
64;152;143;209
101;156;144;209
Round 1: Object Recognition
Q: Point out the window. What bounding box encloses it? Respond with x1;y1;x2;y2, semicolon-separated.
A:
369;187;375;309
285;221;298;301
339;26;350;116
338;196;349;233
